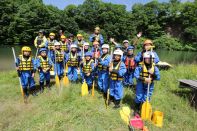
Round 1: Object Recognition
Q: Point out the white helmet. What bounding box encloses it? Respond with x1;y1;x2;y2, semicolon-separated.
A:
54;42;61;46
102;44;109;49
84;42;89;46
143;51;155;58
70;44;78;48
113;49;123;57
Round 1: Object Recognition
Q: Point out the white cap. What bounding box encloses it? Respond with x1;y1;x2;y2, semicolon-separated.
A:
54;42;61;46
102;44;109;49
70;44;78;48
113;49;123;57
143;51;155;58
123;40;129;43
84;42;89;46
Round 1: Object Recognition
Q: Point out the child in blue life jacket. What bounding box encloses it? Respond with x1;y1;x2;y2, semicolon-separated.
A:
51;42;67;80
134;51;160;113
81;52;95;92
67;44;81;82
16;46;37;100
109;50;126;109
96;44;111;96
36;48;53;93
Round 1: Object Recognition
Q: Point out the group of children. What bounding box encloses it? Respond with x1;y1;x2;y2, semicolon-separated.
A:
15;27;160;112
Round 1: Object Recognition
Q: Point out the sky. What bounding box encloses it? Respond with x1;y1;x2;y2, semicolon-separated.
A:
43;0;193;10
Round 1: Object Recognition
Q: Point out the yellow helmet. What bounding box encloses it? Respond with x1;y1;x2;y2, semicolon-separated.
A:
95;27;100;30
61;35;66;39
77;34;83;37
49;32;55;36
21;46;31;53
144;39;153;45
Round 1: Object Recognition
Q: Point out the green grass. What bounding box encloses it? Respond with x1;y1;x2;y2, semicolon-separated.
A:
0;64;197;131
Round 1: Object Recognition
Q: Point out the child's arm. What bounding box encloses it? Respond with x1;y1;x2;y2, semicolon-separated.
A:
134;66;144;81
117;62;127;77
98;55;111;66
152;66;160;81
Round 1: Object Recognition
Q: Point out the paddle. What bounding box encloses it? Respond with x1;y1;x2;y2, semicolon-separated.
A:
54;50;60;89
81;45;88;96
106;47;113;109
12;47;25;102
63;53;69;87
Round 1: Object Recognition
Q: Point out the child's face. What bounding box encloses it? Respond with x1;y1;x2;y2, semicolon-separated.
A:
39;33;43;37
114;55;121;61
102;48;108;54
84;45;89;50
71;48;76;52
77;36;82;40
128;50;133;55
41;51;47;57
124;42;129;47
50;36;54;39
95;29;100;34
94;44;98;48
144;58;151;64
144;43;151;51
55;45;60;49
23;51;30;56
61;38;65;42
85;56;91;60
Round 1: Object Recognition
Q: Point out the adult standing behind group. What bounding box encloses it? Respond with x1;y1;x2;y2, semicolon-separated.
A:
89;27;104;46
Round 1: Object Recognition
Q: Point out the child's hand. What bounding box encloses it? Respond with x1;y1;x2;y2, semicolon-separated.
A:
94;63;97;67
32;73;35;78
109;67;113;72
148;69;154;75
86;73;90;76
145;78;152;84
16;67;19;71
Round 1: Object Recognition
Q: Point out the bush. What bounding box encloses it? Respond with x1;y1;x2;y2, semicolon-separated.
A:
153;34;183;51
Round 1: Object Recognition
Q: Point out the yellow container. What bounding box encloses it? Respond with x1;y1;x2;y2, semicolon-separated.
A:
152;111;163;127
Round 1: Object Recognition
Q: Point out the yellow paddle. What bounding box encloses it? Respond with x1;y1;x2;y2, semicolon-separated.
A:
54;51;60;89
81;45;88;96
63;54;69;87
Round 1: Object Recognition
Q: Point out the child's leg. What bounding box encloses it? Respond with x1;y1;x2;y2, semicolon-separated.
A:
39;72;45;93
72;67;78;82
20;72;29;96
28;73;36;96
135;81;144;104
102;72;109;93
97;72;103;92
109;79;115;98
128;72;134;86
67;66;72;81
123;71;129;86
45;72;50;89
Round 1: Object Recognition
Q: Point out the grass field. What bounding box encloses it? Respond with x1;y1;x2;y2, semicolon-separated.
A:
0;64;197;131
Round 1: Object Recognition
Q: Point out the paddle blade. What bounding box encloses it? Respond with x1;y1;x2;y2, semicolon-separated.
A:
63;76;69;87
91;81;95;96
81;80;88;96
141;101;152;120
119;107;131;125
55;75;60;88
20;86;24;97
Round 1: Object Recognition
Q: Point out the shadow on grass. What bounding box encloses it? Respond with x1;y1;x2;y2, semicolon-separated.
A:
171;89;197;109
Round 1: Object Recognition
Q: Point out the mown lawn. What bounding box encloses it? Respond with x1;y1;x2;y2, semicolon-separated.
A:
0;64;196;131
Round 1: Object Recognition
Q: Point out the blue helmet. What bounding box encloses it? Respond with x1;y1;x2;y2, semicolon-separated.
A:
39;48;47;53
85;52;92;57
115;44;122;49
127;46;134;51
